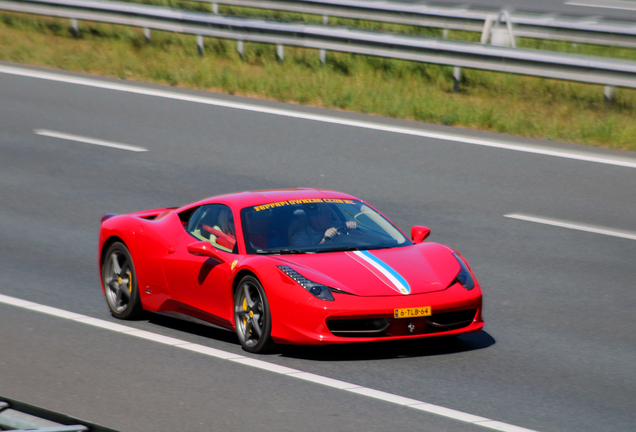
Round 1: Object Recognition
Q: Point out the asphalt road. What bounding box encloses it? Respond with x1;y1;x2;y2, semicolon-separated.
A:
0;63;635;432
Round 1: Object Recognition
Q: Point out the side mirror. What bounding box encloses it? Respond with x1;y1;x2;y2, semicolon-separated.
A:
411;226;431;243
187;241;226;262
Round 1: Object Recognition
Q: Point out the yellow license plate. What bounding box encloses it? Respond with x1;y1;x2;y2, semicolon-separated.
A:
394;306;431;319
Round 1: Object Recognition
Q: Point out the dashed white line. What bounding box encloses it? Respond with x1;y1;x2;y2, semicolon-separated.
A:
0;65;634;168
505;213;636;240
34;129;148;152
0;292;539;432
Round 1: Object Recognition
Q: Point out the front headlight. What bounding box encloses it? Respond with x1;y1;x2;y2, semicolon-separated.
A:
278;266;335;301
452;253;474;291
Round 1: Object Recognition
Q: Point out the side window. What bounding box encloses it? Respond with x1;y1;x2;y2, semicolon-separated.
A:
179;206;199;228
187;204;237;254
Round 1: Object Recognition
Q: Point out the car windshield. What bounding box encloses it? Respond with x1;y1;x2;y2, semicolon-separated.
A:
240;199;411;254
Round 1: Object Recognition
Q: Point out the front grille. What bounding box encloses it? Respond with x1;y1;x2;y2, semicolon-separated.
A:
327;318;390;336
426;309;477;332
327;308;477;337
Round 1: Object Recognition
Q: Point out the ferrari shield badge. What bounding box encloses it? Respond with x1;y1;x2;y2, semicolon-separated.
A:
231;260;238;270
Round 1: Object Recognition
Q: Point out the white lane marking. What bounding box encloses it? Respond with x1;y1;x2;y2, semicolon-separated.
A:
0;295;37;307
346;387;423;405
34;129;148;152
565;0;636;11
179;343;244;359
474;421;540;432
124;329;191;345
0;293;540;432
74;317;138;332
230;357;300;374
505;213;636;241
412;403;490;422
286;372;361;389
26;304;87;320
0;65;633;169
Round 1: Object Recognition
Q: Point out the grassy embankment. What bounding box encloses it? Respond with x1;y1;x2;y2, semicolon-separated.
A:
1;4;636;151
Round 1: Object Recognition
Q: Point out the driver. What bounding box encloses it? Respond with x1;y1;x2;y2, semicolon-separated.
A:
202;207;236;252
290;205;356;246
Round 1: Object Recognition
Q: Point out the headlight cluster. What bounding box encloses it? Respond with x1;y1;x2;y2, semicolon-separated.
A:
452;253;475;291
278;266;335;301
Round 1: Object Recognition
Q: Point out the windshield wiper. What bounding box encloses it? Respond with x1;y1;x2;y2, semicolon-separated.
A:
256;249;311;255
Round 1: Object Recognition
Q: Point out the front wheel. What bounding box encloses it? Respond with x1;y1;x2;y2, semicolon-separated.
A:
234;276;274;354
102;242;142;319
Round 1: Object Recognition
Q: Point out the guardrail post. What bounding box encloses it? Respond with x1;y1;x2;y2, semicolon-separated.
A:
319;49;326;64
604;85;614;105
322;15;328;25
442;29;448;39
277;44;284;62
143;27;150;43
492;10;516;48
480;16;494;44
197;35;204;56
453;66;461;92
237;40;244;59
70;18;78;38
212;3;218;14
503;11;516;48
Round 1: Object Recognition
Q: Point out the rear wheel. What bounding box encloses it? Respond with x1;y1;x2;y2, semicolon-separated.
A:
102;242;142;319
234;276;274;353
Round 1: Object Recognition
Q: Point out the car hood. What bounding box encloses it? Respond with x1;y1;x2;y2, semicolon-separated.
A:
271;243;460;297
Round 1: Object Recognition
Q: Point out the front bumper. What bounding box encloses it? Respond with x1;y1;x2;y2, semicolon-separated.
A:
267;279;483;345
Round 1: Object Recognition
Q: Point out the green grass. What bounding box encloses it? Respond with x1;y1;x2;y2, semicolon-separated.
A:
1;10;636;151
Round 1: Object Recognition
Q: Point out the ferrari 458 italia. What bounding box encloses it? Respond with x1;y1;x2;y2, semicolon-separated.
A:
99;189;483;353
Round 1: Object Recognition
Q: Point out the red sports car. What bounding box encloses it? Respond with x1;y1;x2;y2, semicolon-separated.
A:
99;189;483;353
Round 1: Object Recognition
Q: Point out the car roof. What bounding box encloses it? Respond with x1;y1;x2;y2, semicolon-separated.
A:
180;188;359;211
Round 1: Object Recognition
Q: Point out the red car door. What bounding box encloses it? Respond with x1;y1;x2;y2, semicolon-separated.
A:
163;230;235;327
162;204;238;327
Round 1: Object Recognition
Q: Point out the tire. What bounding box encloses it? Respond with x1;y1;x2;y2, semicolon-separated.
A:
234;276;274;354
102;242;142;319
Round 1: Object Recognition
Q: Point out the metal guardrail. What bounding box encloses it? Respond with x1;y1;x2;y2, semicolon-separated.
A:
0;395;119;432
3;0;636;91
207;0;636;48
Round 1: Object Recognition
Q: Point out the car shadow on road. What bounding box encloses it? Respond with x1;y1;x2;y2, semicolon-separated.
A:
143;312;495;361
145;312;240;345
278;331;496;361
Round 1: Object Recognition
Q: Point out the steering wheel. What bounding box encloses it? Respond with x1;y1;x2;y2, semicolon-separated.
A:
326;225;367;242
322;225;345;242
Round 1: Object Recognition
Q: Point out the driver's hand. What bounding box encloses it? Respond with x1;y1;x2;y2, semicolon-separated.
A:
323;227;338;240
346;221;357;229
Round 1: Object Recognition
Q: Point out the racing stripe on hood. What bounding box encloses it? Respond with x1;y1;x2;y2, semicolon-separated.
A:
346;250;411;295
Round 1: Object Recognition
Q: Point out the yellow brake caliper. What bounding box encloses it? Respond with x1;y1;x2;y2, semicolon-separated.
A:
126;270;132;293
242;297;248;327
